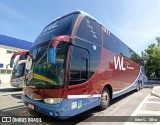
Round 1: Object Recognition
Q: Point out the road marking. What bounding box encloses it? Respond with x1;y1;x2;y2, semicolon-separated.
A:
138;111;160;116
124;94;160;125
145;101;160;104
3;105;26;112
148;96;160;99
131;94;150;116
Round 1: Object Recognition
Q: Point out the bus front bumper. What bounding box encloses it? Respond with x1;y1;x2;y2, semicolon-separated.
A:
21;95;68;119
22;94;97;119
11;81;24;88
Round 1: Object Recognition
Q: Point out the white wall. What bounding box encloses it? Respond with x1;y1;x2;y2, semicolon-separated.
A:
0;75;11;83
0;45;27;83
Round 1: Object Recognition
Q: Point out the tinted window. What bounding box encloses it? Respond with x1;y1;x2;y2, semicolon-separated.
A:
35;45;48;65
74;38;101;78
31;43;68;88
70;56;81;81
116;40;131;58
33;13;78;46
130;52;144;65
103;29;143;65
116;40;126;57
76;17;101;46
19;54;27;60
123;46;132;58
30;48;38;61
56;43;68;64
17;63;25;76
69;46;89;85
103;32;117;53
12;63;25;78
81;58;88;80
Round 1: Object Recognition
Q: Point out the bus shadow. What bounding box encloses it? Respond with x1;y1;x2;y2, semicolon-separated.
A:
11;93;22;100
0;88;22;92
110;90;136;106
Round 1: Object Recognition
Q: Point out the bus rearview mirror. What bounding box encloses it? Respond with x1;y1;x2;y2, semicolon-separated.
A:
47;47;56;64
10;58;14;68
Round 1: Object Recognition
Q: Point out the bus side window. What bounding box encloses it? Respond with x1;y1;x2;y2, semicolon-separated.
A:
76;17;102;46
103;32;117;53
69;46;89;85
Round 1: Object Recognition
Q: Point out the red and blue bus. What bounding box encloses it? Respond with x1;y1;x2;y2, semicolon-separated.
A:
22;11;144;119
10;51;28;88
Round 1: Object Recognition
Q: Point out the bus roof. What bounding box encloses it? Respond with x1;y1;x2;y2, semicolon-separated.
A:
43;10;142;59
43;10;106;32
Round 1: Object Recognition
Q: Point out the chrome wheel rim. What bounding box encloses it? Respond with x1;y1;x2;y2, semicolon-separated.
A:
102;91;109;106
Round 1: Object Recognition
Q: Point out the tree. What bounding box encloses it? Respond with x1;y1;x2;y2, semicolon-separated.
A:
141;37;160;78
156;37;160;46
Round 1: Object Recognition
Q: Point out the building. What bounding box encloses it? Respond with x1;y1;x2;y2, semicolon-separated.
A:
0;34;32;83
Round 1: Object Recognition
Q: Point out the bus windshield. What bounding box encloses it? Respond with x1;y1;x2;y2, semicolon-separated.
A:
12;63;25;78
26;42;68;89
25;13;79;88
33;13;78;46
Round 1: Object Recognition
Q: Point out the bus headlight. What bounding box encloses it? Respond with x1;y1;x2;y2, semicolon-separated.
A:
44;98;63;104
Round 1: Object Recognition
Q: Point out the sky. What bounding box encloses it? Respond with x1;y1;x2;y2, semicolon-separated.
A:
0;0;160;56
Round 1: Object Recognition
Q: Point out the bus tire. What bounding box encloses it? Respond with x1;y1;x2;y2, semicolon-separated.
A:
98;87;110;110
140;81;143;89
136;82;140;92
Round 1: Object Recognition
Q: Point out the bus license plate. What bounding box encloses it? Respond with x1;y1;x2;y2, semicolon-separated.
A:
28;104;34;110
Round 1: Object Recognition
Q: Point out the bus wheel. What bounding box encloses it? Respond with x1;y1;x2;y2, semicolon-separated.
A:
99;88;110;110
136;82;140;92
140;81;143;89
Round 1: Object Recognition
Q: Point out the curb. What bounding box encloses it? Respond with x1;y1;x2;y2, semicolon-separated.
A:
151;86;160;98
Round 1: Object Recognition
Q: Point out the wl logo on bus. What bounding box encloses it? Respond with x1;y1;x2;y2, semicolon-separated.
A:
114;56;134;71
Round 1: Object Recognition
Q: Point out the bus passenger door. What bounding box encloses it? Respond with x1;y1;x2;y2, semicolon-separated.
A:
67;45;89;114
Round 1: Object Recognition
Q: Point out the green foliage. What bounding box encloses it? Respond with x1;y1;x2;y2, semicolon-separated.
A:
141;37;160;78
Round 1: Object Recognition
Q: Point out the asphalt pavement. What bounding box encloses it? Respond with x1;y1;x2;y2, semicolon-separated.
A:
0;82;15;89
